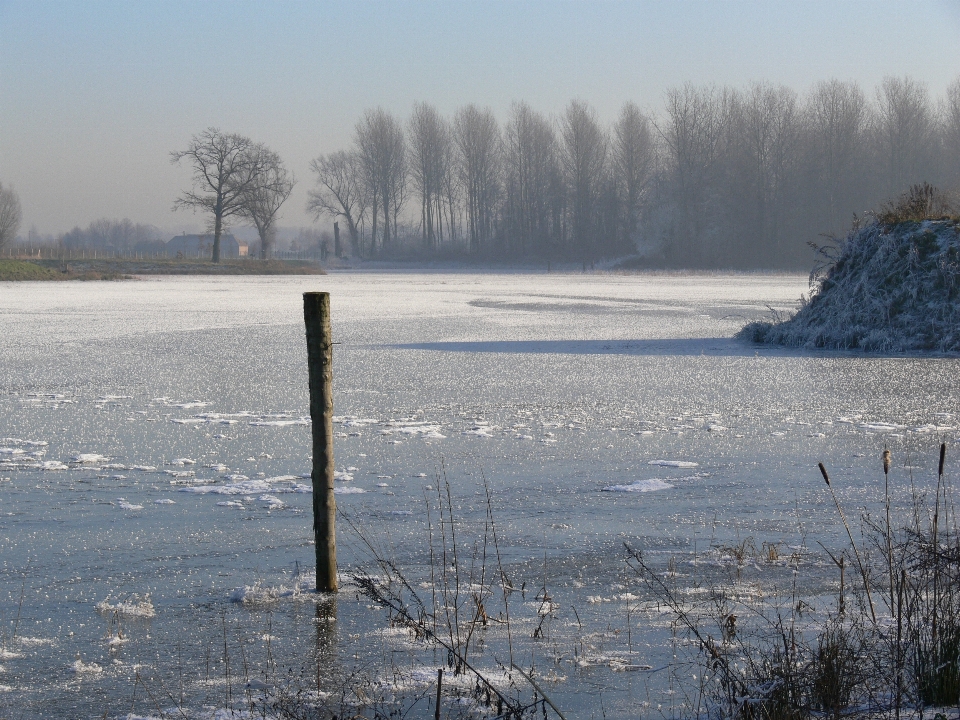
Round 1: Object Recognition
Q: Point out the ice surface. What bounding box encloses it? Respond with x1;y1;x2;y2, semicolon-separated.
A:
4;272;959;717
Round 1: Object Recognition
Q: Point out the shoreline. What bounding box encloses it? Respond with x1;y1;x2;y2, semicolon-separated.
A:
0;257;326;280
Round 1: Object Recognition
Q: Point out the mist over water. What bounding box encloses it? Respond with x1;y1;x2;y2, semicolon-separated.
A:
1;272;957;717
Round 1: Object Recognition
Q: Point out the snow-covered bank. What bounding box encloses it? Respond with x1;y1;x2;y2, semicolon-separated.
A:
740;218;960;353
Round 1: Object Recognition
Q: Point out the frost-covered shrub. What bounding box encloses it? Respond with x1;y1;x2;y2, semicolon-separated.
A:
739;217;960;352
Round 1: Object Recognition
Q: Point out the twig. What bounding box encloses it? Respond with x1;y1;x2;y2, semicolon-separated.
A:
511;664;568;720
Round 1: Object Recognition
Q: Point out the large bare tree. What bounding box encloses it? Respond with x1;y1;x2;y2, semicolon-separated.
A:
731;82;801;261
560;100;608;262
408;103;451;249
454;105;501;254
504;102;560;255
946;76;960;191
171;128;263;263
805;80;867;232
874;76;935;197
355;108;406;253
613;102;654;249
240;145;295;260
658;84;730;264
307;150;367;257
0;183;23;251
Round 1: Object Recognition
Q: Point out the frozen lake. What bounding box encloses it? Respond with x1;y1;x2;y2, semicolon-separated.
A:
1;271;957;718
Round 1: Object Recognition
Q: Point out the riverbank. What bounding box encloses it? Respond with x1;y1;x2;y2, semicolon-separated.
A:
0;257;325;280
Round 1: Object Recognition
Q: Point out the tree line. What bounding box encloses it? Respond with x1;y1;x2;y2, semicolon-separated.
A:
310;76;960;268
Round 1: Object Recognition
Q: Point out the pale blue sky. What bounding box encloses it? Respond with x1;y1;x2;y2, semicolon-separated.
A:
2;0;959;235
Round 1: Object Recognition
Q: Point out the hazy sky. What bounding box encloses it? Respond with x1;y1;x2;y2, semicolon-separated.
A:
2;0;959;237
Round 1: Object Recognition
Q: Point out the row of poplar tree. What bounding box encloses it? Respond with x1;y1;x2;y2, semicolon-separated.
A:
309;76;960;269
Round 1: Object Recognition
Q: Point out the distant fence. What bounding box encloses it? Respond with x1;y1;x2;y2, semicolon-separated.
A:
2;247;325;262
3;247;177;260
271;249;325;262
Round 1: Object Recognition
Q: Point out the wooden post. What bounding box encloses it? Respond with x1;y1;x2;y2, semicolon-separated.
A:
304;292;337;592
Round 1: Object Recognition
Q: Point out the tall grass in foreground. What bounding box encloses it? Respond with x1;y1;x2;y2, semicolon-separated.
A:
625;443;960;719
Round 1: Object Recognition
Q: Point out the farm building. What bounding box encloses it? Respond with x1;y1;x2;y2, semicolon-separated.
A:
166;233;248;259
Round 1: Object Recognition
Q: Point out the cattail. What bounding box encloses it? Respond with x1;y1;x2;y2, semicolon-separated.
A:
883;449;891;475
819;462;830;485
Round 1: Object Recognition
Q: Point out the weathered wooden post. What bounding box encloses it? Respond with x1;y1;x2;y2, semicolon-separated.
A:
304;292;337;592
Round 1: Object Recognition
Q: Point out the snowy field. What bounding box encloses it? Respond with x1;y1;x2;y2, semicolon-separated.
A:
1;271;958;718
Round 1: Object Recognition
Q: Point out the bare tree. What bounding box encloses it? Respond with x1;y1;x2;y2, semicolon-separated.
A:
307;150;368;257
408;103;451;249
874;76;936;197
0;182;22;251
658;83;730;264
945;76;960;192
613;102;654;249
730;82;801;262
453;105;501;254
170;128;264;263
504;102;560;255
805;80;868;232
355;108;406;253
240;145;294;260
560;100;608;262
61;218;163;251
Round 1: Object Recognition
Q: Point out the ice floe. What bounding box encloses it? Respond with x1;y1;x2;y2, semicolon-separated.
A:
603;478;674;493
70;659;103;674
181;476;310;496
259;494;286;509
71;453;110;464
859;422;905;433
249;415;310;427
462;426;495;438
116;498;143;510
647;460;699;468
96;594;155;618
